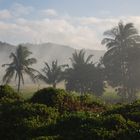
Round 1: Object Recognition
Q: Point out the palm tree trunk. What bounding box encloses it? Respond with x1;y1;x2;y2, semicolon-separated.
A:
17;75;21;93
53;83;56;88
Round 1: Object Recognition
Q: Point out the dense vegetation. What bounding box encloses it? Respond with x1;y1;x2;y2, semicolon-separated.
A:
1;21;140;139
0;85;140;140
2;21;140;103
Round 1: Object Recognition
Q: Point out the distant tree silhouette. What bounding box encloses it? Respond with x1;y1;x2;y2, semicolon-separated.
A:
2;45;37;92
102;21;140;101
65;50;104;96
36;60;67;88
70;49;93;67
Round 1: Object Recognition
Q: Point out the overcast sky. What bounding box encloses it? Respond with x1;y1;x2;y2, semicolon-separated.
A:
0;0;140;50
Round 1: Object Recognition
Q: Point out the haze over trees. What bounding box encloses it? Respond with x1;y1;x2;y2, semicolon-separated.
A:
1;21;140;139
1;21;140;102
36;60;67;88
65;49;104;95
102;21;140;101
2;45;37;92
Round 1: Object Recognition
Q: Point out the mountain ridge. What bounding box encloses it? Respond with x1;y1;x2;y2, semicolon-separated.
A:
0;41;105;66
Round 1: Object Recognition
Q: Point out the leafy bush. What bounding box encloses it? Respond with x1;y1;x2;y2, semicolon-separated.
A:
31;88;67;107
51;112;102;140
0;84;20;99
0;87;140;139
103;114;127;130
49;111;140;140
31;88;105;113
0;98;59;140
104;100;140;123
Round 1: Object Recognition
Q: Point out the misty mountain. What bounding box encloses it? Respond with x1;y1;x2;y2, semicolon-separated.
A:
0;42;105;66
24;42;105;66
0;41;105;83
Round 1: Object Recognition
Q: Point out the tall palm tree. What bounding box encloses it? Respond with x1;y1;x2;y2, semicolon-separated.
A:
36;60;67;88
102;22;140;64
101;21;140;100
2;45;37;92
101;22;139;50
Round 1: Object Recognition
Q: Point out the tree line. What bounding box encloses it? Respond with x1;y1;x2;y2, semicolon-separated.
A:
2;21;140;102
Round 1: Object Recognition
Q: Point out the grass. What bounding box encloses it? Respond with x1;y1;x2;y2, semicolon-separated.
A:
15;82;140;102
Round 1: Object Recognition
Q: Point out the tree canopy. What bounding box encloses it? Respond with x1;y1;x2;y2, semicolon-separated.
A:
102;21;140;101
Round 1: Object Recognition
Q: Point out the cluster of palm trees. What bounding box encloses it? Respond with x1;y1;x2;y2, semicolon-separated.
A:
2;21;140;101
2;44;103;95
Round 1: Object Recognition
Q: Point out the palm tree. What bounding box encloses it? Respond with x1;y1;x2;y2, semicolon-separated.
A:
101;21;140;100
65;49;104;95
70;49;93;67
101;21;139;50
2;45;37;92
36;60;67;88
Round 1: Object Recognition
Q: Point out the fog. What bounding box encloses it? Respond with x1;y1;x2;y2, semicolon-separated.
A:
0;41;105;85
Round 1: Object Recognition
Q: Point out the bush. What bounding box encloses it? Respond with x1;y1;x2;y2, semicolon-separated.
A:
31;88;105;113
79;94;106;112
49;111;140;140
31;87;67;107
50;112;103;140
0;84;20;99
0;98;59;139
103;114;127;130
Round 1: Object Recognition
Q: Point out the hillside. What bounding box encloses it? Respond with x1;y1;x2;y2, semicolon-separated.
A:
0;41;105;83
0;41;105;65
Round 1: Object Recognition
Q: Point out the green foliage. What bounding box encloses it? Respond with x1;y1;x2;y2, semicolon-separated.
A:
31;88;105;113
103;114;127;129
36;60;67;88
0;84;20;99
50;111;140;140
0;98;59;139
65;49;105;96
102;21;140;101
0;87;140;139
31;87;67;107
32;136;61;140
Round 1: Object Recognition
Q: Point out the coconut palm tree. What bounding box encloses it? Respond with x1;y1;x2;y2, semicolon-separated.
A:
2;45;37;92
36;60;67;88
70;49;93;67
101;22;139;50
101;21;140;101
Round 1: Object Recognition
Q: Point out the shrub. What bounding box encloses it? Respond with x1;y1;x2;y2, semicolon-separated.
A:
51;112;103;140
31;88;81;113
0;84;20;99
79;94;106;112
0;98;59;139
103;114;127;130
31;88;105;113
31;87;67;107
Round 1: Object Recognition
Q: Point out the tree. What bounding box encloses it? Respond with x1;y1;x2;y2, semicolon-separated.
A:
2;45;37;92
70;49;93;67
101;21;140;101
36;60;67;88
65;50;104;96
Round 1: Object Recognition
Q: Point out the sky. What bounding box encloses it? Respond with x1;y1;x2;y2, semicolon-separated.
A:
0;0;140;50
